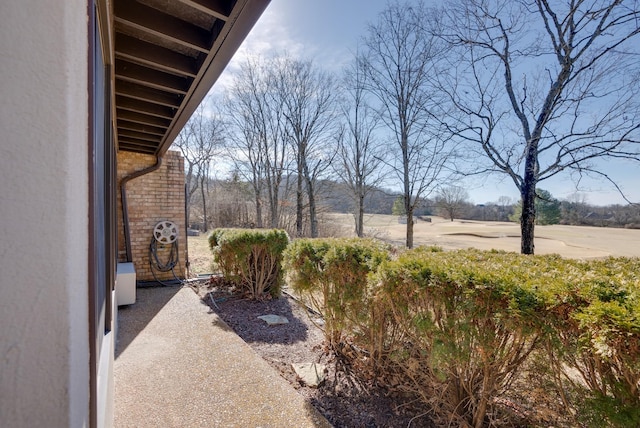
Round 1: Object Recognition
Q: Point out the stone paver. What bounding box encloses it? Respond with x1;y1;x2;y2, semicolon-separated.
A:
291;363;326;388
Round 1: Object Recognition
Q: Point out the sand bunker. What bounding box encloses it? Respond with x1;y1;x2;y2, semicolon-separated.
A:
326;213;640;259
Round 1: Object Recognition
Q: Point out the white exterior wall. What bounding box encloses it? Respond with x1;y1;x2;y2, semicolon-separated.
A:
0;1;91;427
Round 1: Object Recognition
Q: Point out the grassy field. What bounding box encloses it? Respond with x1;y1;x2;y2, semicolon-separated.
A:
186;214;640;276
185;233;213;276
327;213;640;258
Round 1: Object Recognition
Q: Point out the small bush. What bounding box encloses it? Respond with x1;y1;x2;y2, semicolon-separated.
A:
209;228;289;298
283;237;390;348
542;257;640;427
372;248;550;427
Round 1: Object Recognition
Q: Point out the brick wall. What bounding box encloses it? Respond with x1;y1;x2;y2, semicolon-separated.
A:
116;150;186;282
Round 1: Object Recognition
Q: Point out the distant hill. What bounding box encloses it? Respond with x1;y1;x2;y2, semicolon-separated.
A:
319;181;393;214
318;180;433;216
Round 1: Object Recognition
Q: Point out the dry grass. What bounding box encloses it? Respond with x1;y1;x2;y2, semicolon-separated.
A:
187;214;640;277
325;213;640;259
185;233;214;276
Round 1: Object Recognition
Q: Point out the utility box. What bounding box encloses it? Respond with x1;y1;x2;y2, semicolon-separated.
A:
116;262;136;306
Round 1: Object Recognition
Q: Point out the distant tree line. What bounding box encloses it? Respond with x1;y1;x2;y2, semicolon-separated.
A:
185;172;640;232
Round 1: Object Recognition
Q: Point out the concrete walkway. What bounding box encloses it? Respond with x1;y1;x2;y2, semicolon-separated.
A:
114;286;331;428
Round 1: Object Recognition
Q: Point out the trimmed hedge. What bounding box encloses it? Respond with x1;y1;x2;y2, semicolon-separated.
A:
373;248;550;427
209;228;289;298
283;238;390;348
544;256;640;427
283;241;640;427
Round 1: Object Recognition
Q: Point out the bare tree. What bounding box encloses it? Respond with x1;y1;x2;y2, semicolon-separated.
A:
173;101;224;230
225;56;293;228
436;0;640;254
362;2;454;248
496;195;515;221
561;192;590;224
333;55;385;237
227;105;265;227
273;56;338;237
436;186;470;221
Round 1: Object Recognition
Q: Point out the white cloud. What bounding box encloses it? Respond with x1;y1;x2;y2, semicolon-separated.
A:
208;5;305;97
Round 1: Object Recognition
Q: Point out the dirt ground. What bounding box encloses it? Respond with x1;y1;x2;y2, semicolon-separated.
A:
197;284;429;428
196;282;572;428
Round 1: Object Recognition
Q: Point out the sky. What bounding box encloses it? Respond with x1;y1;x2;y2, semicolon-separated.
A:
207;0;639;207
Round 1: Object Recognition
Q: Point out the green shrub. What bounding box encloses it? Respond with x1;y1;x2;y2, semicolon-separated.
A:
542;257;640;427
283;238;390;348
208;228;289;298
284;240;640;426
373;248;550;427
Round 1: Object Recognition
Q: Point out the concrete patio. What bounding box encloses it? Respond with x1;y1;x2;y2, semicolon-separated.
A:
114;285;331;427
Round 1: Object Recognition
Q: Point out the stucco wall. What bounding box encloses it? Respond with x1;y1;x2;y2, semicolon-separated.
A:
0;0;91;426
117;150;187;282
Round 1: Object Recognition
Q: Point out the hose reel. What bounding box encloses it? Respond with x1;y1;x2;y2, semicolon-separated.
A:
149;220;181;285
153;220;179;244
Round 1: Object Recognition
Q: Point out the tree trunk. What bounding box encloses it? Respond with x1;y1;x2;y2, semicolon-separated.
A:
200;175;208;232
406;205;414;248
521;192;536;254
520;132;539;254
308;184;318;237
356;193;364;237
185;193;191;229
303;161;318;238
296;171;304;237
266;174;279;228
520;176;537;254
255;194;263;228
184;163;198;228
270;198;278;228
400;126;414;248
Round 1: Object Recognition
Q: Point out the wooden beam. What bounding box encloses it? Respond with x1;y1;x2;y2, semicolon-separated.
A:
117;109;172;128
175;0;230;21
119;144;157;154
118;136;160;148
116;96;176;119
115;33;198;77
115;1;211;53
115;79;183;108
115;60;190;94
117;120;167;136
118;129;163;143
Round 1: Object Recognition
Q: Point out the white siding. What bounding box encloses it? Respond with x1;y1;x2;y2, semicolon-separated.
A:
0;1;91;427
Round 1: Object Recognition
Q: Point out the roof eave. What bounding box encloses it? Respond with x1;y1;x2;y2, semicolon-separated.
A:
156;0;270;156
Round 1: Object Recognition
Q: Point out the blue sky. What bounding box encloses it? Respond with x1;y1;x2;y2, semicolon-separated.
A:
212;0;392;88
209;0;638;206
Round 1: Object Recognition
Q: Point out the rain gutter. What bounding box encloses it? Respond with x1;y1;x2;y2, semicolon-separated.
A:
120;156;162;262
